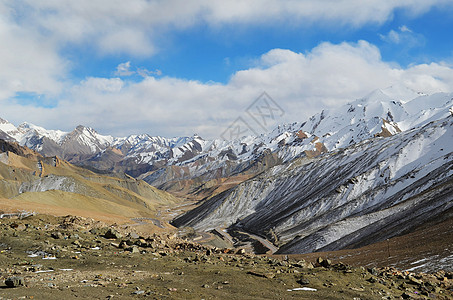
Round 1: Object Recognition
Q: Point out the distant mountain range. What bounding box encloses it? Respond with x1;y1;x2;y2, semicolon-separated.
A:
1;87;452;195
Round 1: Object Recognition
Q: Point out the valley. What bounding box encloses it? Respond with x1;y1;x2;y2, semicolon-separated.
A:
1;88;453;298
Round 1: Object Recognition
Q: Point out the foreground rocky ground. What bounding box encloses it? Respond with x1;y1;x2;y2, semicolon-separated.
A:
0;214;452;300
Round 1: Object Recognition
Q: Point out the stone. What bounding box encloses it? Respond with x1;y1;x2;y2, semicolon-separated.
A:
408;275;422;286
367;277;377;283
401;292;415;299
321;259;331;268
90;228;107;236
333;262;348;271
5;276;25;288
316;257;331;268
10;223;26;231
236;248;246;255
51;231;64;239
128;232;140;239
367;267;378;276
247;271;275;279
296;278;310;285
104;228;123;239
127;245;140;254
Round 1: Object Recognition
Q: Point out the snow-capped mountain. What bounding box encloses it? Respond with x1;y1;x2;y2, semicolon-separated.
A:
173;110;453;255
1;88;453;194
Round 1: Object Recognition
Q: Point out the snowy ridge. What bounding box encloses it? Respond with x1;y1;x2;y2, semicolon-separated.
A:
173;115;453;254
1;89;453;189
18;122;68;145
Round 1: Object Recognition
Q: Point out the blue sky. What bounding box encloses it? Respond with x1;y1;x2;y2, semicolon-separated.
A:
1;1;453;139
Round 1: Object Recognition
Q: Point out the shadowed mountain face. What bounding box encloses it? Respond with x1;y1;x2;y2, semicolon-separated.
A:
173;115;453;254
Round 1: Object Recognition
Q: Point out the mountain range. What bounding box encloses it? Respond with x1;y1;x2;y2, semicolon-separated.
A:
170;87;453;257
2;87;452;195
2;86;453;258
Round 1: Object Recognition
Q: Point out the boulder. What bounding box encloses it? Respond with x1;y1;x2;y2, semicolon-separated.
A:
5;276;25;288
104;228;123;239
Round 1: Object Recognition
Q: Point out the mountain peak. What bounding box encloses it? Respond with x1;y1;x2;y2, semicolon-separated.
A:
0;117;11;124
381;85;427;103
75;125;94;132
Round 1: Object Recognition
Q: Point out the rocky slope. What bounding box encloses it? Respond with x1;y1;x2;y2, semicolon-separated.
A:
173;113;453;256
0;140;179;222
1;214;452;299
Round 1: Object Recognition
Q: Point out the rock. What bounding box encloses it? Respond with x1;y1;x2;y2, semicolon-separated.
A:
247;271;275;279
367;277;377;283
51;231;64;239
401;292;415;299
132;290;145;295
10;223;26;231
104;228;123;239
119;241;128;249
236;248;246;255
90;228;107;236
408;275;422;286
127;245;140;254
128;232;140;239
293;260;304;267
333;262;348;271
296;278;310;285
316;257;331;268
367;267;378;276
5;276;25;288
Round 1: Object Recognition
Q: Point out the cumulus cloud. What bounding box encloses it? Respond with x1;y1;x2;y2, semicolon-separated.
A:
2;1;453;138
5;0;452;58
3;41;453;139
0;4;66;101
0;0;450;101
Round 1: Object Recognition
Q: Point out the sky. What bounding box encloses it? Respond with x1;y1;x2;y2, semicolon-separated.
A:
2;0;453;139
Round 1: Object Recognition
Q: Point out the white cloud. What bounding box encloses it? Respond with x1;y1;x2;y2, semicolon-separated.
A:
6;0;453;58
2;1;453;138
3;41;453;139
0;0;449;102
379;25;425;48
115;62;134;77
0;5;66;100
114;62;162;77
137;68;162;77
399;25;412;33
